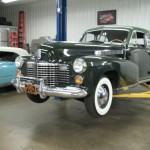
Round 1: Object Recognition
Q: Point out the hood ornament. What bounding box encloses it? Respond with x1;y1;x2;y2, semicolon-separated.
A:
36;49;41;60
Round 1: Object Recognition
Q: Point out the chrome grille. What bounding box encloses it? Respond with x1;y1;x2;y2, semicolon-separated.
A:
27;62;69;87
26;62;35;77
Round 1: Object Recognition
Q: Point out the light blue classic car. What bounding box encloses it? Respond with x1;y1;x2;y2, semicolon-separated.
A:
0;47;30;87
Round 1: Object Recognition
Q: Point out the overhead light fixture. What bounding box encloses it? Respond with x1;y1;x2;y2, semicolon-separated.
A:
2;0;17;3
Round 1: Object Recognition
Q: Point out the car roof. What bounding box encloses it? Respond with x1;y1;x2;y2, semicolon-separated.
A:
85;25;150;33
0;47;30;56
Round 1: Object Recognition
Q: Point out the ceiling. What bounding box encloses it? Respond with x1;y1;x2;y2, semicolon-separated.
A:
0;0;43;7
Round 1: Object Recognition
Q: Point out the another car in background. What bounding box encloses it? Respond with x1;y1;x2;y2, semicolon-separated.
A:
0;47;30;87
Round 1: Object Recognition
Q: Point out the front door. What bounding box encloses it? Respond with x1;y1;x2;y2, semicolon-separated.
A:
128;31;150;81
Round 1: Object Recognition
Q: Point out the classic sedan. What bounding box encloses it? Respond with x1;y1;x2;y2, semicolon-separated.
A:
0;47;30;87
13;25;150;117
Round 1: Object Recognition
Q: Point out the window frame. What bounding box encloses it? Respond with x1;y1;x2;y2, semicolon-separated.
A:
129;30;146;48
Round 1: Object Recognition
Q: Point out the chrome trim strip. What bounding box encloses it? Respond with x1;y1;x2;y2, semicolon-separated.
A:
12;76;87;99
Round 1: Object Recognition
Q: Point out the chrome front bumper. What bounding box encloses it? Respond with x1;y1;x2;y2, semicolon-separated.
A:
12;76;88;99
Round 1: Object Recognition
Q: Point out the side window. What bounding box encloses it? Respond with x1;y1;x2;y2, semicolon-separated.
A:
130;31;145;48
136;32;145;47
145;33;150;48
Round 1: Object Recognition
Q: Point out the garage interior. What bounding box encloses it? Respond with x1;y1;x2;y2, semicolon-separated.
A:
0;0;150;150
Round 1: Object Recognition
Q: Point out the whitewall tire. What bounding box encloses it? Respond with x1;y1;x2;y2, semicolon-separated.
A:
85;77;113;117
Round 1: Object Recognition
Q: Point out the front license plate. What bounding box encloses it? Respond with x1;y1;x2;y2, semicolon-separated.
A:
24;84;37;95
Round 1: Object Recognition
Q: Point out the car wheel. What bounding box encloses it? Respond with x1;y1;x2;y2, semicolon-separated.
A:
27;93;50;103
84;77;113;117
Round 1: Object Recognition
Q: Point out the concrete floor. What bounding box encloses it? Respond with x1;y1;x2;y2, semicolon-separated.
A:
0;86;150;150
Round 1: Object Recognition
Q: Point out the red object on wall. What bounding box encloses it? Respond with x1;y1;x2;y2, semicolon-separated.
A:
9;32;18;47
18;11;25;48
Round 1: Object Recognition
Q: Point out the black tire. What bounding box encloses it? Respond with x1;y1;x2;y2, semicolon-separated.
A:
84;77;113;117
27;93;50;103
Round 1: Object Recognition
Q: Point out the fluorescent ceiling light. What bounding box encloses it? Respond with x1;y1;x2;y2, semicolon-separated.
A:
2;0;17;3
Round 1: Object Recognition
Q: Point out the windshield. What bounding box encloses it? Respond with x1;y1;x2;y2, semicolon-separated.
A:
80;29;129;44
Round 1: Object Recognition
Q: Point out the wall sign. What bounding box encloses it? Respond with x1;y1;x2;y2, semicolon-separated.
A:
97;10;116;25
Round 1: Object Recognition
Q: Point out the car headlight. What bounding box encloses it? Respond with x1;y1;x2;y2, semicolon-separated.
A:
73;58;87;74
15;56;24;68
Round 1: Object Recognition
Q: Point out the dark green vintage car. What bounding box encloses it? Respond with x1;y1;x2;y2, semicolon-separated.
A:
13;25;150;117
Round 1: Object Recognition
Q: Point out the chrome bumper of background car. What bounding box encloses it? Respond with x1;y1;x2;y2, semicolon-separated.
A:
12;76;88;99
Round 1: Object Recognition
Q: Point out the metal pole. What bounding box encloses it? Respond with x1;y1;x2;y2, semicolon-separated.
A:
56;0;67;41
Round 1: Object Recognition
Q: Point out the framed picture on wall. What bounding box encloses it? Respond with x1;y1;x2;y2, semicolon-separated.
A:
97;10;116;25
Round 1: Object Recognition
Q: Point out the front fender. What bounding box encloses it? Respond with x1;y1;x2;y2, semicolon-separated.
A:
82;56;139;93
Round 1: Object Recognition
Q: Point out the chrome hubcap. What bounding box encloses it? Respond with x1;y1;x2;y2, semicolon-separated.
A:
97;85;109;108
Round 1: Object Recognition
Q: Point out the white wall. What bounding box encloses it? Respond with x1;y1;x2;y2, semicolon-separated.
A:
68;0;150;41
0;0;56;44
0;0;150;43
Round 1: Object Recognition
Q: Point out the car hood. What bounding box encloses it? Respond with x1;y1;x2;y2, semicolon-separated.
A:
38;41;126;62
